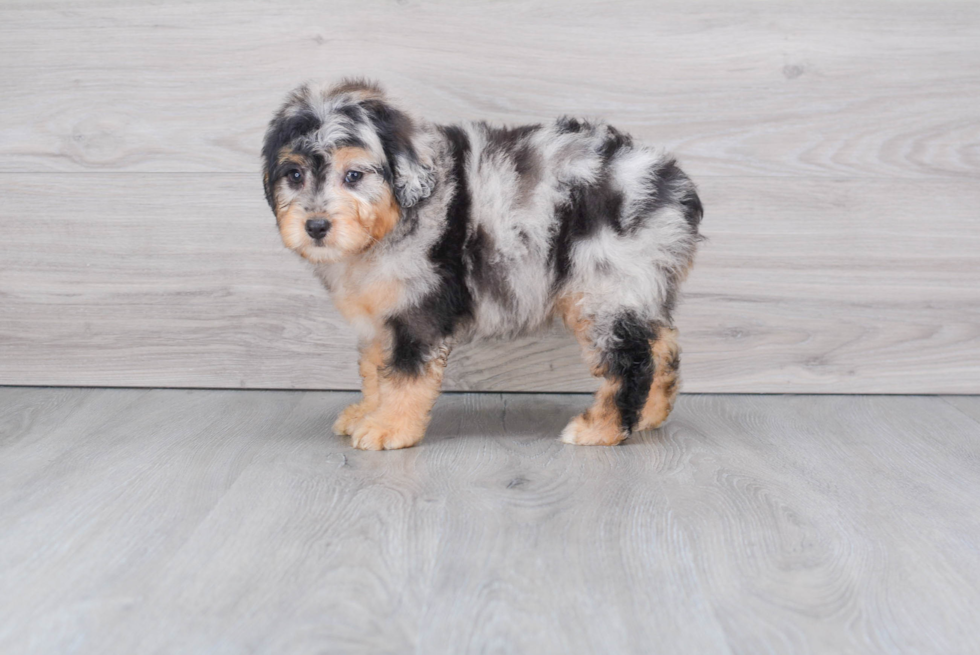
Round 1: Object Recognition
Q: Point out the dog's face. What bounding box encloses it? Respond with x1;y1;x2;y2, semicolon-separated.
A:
267;140;399;264
262;81;434;263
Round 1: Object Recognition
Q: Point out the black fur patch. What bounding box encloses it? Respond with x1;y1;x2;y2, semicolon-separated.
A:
261;109;322;209
359;97;435;210
627;158;703;231
511;141;539;180
679;184;704;229
388;316;429;376
655;159;702;229
333;103;364;124
480;123;543;204
603;313;655;431
426;124;475;331
598;125;633;162
481;124;541;173
481;123;540;154
555;116;588;134
386;124;475;376
548;171;625;288
661;272;679;325
361;99;418;179
465;225;511;306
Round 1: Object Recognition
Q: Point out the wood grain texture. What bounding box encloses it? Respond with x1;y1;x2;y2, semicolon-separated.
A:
1;174;978;392
1;0;979;392
0;1;978;178
2;387;980;654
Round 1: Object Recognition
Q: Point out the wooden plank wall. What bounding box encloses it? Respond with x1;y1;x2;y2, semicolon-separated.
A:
1;0;978;393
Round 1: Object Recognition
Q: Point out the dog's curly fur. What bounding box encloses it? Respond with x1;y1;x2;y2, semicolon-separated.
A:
262;79;702;450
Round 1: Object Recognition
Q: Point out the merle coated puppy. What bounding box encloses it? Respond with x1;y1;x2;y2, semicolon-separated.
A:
262;79;702;450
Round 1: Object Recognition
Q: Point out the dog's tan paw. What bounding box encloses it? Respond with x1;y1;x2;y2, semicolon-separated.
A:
332;401;375;436
350;415;424;451
637;395;672;431
637;385;676;431
560;414;628;446
636;408;671;432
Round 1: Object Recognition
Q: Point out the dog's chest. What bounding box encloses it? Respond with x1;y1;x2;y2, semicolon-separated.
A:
333;279;402;319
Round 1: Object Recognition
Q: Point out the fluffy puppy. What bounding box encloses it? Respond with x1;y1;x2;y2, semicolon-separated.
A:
262;79;702;450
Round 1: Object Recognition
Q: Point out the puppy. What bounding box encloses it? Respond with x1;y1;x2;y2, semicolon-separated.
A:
262;79;702;450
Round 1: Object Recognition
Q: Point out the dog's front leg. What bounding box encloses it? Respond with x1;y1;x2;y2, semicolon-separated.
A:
332;339;385;437
350;341;451;451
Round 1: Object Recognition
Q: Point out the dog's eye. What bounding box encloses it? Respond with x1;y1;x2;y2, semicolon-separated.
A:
344;170;363;184
286;169;303;184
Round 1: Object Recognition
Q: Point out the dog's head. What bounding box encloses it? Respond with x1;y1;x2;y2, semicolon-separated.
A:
262;79;435;263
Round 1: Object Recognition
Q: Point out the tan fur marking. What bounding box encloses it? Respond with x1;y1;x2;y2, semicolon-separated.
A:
555;293;590;344
332;147;401;244
555;293;603;376
561;378;628;446
277;201;309;250
676;257;696;284
277;151;308;167
367;186;400;242
332;277;404;323
557;293;627;446
333;340;384;436
638;326;681;431
331;146;373;171
350;346;450;450
328;80;386;100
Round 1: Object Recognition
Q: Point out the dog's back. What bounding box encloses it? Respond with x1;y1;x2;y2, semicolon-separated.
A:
443;118;702;343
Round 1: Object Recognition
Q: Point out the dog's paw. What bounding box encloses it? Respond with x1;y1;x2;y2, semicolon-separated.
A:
332;401;374;436
560;414;628;446
636;386;675;432
350;415;424;451
636;406;671;432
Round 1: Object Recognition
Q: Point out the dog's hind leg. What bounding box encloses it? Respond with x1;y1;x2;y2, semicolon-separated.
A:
557;297;654;446
637;325;681;431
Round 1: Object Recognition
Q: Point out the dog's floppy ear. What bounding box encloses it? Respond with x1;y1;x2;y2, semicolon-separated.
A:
361;98;436;208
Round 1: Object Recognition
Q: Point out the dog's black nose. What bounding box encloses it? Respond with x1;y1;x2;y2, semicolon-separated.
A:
305;218;330;240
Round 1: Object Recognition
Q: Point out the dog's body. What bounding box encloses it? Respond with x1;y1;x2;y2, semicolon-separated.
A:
262;80;702;450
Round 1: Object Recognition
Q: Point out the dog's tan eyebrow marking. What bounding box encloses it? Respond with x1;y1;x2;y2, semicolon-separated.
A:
331;146;376;170
277;150;309;167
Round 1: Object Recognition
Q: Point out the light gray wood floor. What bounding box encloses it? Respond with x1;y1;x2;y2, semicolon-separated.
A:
1;388;979;654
